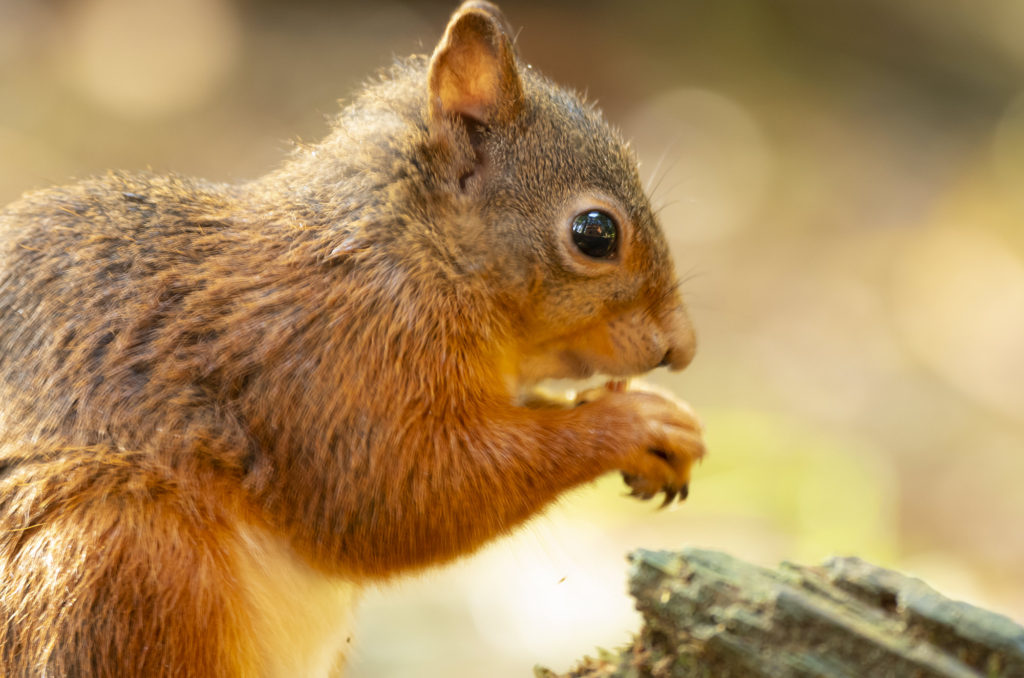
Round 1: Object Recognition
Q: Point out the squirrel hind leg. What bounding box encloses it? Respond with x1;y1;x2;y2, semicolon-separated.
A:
0;450;261;677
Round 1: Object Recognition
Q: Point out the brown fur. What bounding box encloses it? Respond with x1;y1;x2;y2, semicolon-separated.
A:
0;2;702;676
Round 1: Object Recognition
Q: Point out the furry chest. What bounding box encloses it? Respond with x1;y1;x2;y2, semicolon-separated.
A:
233;525;360;677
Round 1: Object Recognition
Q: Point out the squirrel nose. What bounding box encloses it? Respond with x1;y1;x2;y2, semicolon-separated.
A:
658;293;696;371
660;338;695;371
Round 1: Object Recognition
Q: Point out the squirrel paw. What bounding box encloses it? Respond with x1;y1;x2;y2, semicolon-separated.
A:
581;381;705;507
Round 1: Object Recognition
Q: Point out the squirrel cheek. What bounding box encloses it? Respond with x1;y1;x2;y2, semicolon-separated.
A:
520;313;678;381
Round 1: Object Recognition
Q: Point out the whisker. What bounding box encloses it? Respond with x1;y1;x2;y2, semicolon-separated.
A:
645;145;672;195
653;198;682;217
647;152;684;203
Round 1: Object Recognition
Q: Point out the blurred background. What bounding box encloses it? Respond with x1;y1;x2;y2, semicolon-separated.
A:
2;0;1023;675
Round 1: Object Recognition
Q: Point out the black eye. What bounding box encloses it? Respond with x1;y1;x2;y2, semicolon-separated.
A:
571;210;618;259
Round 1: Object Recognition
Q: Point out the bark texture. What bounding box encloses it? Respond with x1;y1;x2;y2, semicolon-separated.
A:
539;548;1024;678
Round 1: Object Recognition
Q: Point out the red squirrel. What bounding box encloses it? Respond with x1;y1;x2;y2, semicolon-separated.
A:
0;2;703;675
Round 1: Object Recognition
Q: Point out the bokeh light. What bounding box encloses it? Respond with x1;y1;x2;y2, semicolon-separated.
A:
892;222;1024;421
61;0;241;119
625;87;774;244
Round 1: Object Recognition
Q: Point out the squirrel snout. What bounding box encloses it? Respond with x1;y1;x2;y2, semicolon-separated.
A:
660;339;695;371
657;298;696;371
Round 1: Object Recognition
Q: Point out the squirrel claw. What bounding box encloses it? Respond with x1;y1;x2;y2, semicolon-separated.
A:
621;472;649;500
658;483;689;508
627;486;655;501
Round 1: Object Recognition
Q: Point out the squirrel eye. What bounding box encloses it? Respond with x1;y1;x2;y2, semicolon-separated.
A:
570;210;617;259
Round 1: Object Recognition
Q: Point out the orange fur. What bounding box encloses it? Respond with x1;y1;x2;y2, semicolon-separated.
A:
0;2;702;675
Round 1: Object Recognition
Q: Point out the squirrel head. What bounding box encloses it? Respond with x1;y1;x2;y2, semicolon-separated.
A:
425;1;696;390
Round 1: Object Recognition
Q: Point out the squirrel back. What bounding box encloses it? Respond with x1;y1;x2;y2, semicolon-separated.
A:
0;2;702;676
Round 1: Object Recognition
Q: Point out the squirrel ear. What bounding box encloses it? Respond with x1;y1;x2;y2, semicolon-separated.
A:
428;1;523;128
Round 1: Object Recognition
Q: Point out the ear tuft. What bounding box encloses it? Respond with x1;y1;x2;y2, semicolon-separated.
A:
428;1;523;128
